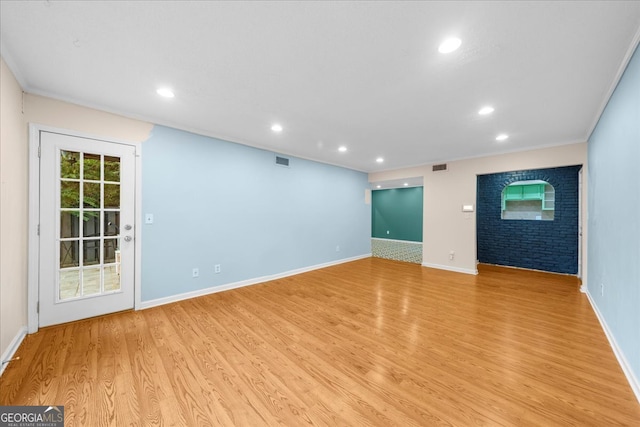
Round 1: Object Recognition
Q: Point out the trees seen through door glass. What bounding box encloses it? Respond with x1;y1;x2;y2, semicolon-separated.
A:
58;150;122;300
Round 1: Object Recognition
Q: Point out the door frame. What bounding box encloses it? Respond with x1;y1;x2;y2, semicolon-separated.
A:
577;167;583;279
27;124;143;333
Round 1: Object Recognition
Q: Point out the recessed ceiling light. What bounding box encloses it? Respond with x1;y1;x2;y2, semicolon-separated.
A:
496;134;509;141
438;37;462;54
478;106;495;115
376;185;382;189
403;183;409;186
338;146;347;153
376;157;384;163
271;124;283;133
156;87;174;98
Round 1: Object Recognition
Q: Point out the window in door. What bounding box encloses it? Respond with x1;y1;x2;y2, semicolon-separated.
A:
59;150;122;300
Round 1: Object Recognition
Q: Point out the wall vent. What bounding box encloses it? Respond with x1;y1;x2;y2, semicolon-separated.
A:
432;163;447;172
275;155;290;167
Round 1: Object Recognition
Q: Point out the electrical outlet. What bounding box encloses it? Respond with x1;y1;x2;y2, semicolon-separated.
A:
192;268;199;278
601;283;604;296
336;245;341;252
215;264;221;274
449;250;455;261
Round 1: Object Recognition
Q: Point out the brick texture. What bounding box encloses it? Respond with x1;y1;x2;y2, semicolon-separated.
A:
476;165;581;274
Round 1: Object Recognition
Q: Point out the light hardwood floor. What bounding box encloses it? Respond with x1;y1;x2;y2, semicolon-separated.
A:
1;258;639;426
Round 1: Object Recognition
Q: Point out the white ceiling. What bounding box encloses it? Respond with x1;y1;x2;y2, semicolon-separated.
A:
2;1;639;173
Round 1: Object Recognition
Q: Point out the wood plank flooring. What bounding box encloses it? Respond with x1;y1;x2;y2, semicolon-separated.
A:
1;258;639;426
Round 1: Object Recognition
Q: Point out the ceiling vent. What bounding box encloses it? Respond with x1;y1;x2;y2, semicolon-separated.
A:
275;155;290;167
432;163;447;172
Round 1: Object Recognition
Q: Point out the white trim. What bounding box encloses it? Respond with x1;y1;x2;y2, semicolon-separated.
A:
139;254;371;310
422;262;478;275
584;289;640;405
134;143;143;311
0;327;27;377
371;237;422;245
577;168;583;279
27;123;142;332
586;26;640;140
27;125;41;333
1;41;28;89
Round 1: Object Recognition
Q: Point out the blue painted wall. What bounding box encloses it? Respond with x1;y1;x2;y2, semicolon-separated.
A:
371;187;423;242
588;44;640;385
477;166;581;274
141;126;371;301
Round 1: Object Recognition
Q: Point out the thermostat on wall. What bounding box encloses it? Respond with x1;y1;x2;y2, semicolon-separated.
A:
462;205;474;212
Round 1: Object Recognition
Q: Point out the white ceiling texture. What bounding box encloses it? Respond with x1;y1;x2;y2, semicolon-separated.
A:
2;1;639;174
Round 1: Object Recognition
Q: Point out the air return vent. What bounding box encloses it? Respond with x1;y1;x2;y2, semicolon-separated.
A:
275;155;290;167
432;163;447;172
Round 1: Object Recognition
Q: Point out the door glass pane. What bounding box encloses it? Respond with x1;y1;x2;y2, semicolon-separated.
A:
104;211;120;236
82;267;101;295
84;153;101;180
104;184;120;209
84;182;101;208
104;156;120;182
60;211;80;238
59;269;80;300
60;241;79;267
83;239;101;266
83;212;100;237
104;265;121;292
104;239;119;263
61;151;80;179
61;181;80;208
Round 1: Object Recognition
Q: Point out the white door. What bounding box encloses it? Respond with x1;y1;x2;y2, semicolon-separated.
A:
39;131;136;327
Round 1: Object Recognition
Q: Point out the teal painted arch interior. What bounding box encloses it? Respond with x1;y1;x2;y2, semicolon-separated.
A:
371;187;423;242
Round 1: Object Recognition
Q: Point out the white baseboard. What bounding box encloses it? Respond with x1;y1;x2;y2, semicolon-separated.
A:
0;326;27;377
139;254;372;310
422;262;478;275
584;289;640;405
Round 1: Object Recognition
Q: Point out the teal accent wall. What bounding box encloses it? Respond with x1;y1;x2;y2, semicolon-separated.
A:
588;43;640;388
141;125;371;301
371;187;423;242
